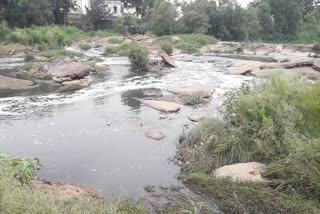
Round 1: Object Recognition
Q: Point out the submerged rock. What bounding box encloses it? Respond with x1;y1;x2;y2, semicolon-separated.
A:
168;86;214;97
212;162;266;183
145;131;165;141
0;75;33;90
144;100;181;113
188;114;205;122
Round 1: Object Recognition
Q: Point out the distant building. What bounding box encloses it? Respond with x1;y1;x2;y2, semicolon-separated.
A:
73;0;124;17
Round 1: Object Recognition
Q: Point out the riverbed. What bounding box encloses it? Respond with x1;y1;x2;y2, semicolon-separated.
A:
0;51;252;197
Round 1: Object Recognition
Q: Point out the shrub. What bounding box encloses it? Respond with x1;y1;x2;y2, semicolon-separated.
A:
180;75;320;173
161;42;173;55
108;37;123;44
155;34;217;53
80;43;91;50
186;173;320;214
312;43;320;54
56;83;83;93
39;50;84;58
24;54;35;62
182;95;201;106
128;45;149;73
263;141;320;200
104;43;140;56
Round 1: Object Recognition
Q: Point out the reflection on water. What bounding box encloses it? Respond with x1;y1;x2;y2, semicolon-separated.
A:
0;54;252;197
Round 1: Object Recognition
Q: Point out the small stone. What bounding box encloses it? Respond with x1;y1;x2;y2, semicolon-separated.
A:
145;131;165;141
188;114;205;122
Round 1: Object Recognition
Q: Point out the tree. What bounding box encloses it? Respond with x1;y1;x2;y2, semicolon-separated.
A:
121;0;155;18
4;0;53;27
51;0;77;25
245;6;262;40
256;1;274;40
86;0;111;29
146;0;177;36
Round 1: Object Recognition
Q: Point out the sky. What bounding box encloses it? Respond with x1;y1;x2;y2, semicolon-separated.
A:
238;0;252;7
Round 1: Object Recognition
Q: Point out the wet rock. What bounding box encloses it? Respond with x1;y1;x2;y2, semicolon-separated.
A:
313;59;320;72
49;60;92;83
188;114;205;122
144;100;181;113
160;53;177;68
260;59;313;70
212;162;266;183
0;75;33;90
145;131;165;141
168;86;214;98
217;54;278;62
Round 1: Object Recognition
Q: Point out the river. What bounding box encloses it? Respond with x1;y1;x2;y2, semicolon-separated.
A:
0;50;252;197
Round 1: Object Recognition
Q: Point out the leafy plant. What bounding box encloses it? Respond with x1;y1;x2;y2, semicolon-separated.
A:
128;45;149;73
161;42;173;55
0;153;42;185
80;43;91;50
312;43;320;54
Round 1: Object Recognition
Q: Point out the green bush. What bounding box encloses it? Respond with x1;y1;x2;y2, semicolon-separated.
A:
56;83;84;93
155;34;217;53
128;45;149;73
180;75;320;173
161;42;173;55
104;43;140;56
108;37;123;44
80;43;91;50
186;173;320;214
312;43;320;54
2;25;82;49
24;54;35;62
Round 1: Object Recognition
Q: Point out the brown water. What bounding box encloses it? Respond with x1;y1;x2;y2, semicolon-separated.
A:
0;52;252;197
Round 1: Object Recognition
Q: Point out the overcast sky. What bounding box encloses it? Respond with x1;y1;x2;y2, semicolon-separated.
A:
238;0;252;7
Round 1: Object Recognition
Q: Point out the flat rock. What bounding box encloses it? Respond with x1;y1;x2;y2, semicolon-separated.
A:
144;100;181;113
160;53;177;68
0;75;33;90
62;78;92;87
212;162;266;182
168;86;214;98
145;131;165;141
188;114;205;122
50;60;92;83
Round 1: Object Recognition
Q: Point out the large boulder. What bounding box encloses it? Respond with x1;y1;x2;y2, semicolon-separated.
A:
160;53;177;68
50;60;92;83
144;100;181;113
0;75;33;90
188;114;205;122
212;162;266;183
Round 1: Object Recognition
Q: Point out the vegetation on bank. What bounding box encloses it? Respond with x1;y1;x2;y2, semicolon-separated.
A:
128;46;149;73
155;34;217;53
39;49;84;59
179;74;320;212
104;43;142;56
0;154;146;214
0;24;82;49
186;174;320;214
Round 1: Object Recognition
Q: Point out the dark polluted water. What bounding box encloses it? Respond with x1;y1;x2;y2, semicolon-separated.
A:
0;55;251;197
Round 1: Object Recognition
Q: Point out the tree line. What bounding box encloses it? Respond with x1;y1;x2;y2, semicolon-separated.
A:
1;0;320;42
0;0;76;27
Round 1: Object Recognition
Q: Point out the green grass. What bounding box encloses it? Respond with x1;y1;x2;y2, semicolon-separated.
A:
39;49;84;58
108;37;124;44
180;74;320;173
104;43;142;56
154;34;217;53
56;83;84;93
2;25;83;49
80;43;92;50
0;171;145;213
186;173;320;214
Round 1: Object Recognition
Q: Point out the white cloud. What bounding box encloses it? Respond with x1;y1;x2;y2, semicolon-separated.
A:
238;0;252;7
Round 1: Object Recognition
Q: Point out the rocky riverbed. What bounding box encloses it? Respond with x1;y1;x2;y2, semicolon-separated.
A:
0;36;319;201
